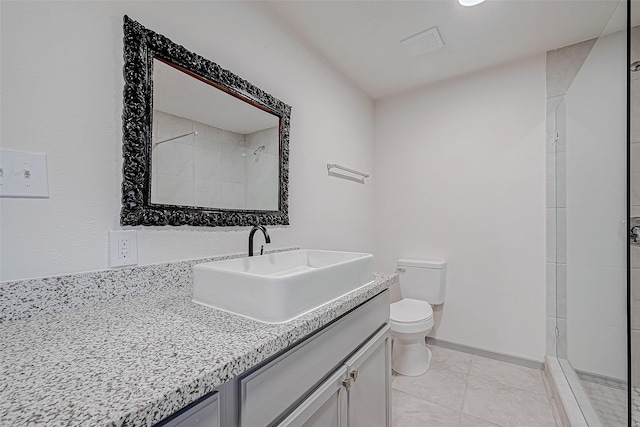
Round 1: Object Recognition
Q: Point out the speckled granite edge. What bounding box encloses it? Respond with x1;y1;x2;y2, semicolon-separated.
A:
0;273;397;427
0;247;298;323
115;274;397;426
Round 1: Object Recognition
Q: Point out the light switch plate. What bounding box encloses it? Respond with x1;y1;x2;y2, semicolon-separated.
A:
109;230;138;267
0;149;49;198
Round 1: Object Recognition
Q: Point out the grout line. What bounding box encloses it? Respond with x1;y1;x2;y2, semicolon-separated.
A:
433;342;549;396
466;370;549;396
460;359;472;421
467;352;473;376
392;388;467;427
430;342;552;402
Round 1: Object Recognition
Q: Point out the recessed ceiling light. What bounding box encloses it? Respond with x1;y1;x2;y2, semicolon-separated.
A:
458;0;486;6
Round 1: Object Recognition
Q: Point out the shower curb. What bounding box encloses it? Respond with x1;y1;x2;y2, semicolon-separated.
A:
545;356;594;427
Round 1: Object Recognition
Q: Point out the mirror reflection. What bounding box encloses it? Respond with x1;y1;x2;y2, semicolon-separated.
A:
150;58;280;211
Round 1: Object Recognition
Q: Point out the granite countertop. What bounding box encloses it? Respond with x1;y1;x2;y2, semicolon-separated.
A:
0;273;396;426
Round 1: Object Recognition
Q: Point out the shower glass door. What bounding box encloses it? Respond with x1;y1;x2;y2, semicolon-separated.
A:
550;0;630;425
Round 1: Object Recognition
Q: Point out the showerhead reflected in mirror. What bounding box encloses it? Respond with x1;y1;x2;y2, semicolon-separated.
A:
151;59;280;211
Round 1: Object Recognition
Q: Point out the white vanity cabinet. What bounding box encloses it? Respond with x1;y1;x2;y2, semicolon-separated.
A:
277;325;391;427
156;290;390;427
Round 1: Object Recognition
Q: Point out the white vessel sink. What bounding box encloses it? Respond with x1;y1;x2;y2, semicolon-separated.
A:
192;249;374;323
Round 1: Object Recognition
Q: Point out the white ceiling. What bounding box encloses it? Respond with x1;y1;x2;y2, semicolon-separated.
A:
268;0;632;100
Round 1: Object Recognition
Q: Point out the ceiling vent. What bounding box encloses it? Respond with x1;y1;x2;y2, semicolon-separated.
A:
400;27;444;57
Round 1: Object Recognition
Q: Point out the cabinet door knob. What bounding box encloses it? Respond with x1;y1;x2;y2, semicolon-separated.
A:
342;378;352;391
350;370;359;382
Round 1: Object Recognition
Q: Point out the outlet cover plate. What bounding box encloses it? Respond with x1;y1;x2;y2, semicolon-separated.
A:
109;230;138;267
0;149;49;198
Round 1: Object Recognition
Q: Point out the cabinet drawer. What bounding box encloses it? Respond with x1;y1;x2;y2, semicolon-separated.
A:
238;290;389;427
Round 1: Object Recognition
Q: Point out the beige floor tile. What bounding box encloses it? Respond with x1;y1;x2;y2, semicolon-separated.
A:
392;389;460;427
427;345;472;374
469;355;547;394
463;375;557;427
459;414;503;427
392;365;467;412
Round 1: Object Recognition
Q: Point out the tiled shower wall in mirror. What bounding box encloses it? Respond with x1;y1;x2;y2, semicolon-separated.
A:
151;110;279;210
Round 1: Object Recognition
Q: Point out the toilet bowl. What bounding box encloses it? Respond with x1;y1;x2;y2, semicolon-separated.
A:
390;298;434;376
390;259;446;377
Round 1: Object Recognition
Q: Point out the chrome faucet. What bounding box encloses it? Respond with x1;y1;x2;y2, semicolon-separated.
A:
248;225;271;256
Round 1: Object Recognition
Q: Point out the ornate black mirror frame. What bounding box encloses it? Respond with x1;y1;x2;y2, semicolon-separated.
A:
121;16;290;227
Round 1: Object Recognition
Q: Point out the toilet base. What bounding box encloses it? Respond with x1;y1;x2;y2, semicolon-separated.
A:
392;337;432;376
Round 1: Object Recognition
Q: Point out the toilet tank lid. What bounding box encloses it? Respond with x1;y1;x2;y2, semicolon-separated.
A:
397;259;446;269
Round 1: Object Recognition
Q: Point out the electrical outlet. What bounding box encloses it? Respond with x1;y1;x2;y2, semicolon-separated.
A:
109;230;138;267
119;236;130;259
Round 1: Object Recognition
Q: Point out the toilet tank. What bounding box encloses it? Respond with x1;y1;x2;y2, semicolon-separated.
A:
397;259;447;304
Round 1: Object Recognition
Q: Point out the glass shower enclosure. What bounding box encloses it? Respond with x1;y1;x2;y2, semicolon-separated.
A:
547;1;632;425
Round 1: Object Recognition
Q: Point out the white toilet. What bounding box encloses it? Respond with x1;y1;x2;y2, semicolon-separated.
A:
390;259;446;376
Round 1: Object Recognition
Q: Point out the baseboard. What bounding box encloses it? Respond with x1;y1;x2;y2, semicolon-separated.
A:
426;338;544;370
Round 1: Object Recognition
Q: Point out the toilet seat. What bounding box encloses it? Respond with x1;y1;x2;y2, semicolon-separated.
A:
390;298;434;334
390;298;433;322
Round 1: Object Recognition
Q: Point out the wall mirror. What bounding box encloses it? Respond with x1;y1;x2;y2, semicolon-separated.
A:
121;16;291;227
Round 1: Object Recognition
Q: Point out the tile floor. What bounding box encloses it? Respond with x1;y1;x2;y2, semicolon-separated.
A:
579;376;627;427
392;345;558;427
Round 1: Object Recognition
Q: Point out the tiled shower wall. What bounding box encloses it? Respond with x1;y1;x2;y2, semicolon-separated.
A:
151;110;279;209
545;38;596;360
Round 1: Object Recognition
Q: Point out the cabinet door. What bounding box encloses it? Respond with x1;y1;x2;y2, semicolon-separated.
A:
157;391;221;427
276;366;348;427
344;325;391;427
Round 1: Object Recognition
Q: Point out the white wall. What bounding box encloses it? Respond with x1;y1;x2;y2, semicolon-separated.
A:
0;2;375;281
0;2;552;363
373;55;547;361
564;30;627;380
